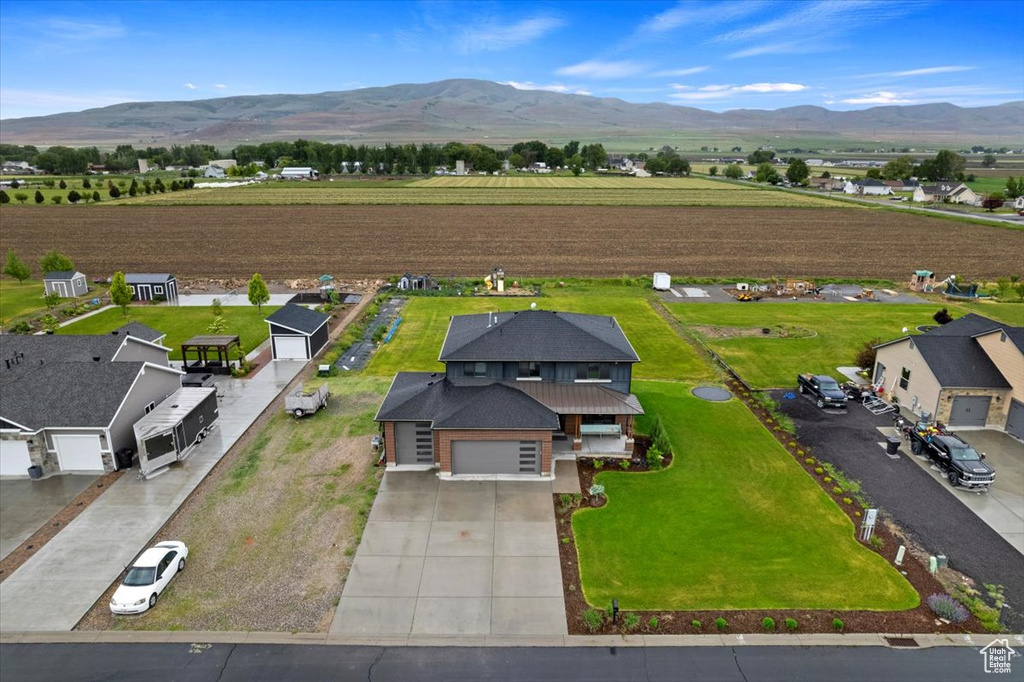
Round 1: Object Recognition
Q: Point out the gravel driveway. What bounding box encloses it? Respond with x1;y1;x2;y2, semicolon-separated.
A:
776;393;1024;632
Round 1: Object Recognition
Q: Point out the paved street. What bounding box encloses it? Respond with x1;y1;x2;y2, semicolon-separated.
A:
331;471;566;636
0;642;1006;682
0;361;305;632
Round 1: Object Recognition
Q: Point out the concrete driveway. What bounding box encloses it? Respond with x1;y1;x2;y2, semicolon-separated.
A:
0;475;97;561
331;471;566;637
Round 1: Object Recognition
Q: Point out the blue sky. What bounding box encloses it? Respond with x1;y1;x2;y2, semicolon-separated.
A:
1;0;1022;119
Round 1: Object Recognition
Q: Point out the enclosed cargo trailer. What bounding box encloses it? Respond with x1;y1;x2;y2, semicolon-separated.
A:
134;387;219;479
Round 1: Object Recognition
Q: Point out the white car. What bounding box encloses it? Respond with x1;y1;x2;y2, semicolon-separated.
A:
109;541;188;614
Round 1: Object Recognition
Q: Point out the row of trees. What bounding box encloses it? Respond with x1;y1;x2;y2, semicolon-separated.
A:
3;248;75;282
0;177;196;205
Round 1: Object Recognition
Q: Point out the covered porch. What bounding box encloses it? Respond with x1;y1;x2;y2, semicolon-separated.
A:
181;334;241;375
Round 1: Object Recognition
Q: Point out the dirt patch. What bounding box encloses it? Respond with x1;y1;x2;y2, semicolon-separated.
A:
691;325;814;339
0;471;123;584
1;206;1020;279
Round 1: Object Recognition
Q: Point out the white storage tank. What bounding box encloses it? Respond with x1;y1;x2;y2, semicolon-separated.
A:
653;272;671;291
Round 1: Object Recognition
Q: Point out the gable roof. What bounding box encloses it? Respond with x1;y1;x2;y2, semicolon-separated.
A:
113;321;164;343
927;313;1005;337
439;309;639;363
856;178;885;186
44;271;82;280
920;183;964;197
974;326;1024;354
265;304;330;335
125;273;174;283
375;372;559;430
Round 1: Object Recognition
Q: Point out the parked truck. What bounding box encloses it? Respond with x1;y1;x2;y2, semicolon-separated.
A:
901;420;995;490
285;383;330;418
796;373;848;409
134;387;219;479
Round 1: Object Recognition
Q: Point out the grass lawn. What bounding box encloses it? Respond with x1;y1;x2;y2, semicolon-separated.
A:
668;303;949;389
572;381;920;611
949;300;1024;327
0;278;47;322
57;305;281;360
367;288;713;382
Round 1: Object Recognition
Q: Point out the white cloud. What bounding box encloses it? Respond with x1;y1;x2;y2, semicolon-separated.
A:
457;15;563;53
728;42;805;59
556;60;648;79
40;17;125;41
636;1;767;34
735;82;807;93
842;91;913;104
669;82;809;101
214;84;227;89
184;83;197;90
653;66;708;77
854;65;976;79
501;81;590;95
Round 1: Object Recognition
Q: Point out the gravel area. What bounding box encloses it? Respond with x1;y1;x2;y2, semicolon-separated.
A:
775;393;1024;632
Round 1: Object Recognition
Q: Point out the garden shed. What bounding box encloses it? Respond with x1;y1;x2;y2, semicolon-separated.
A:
43;271;88;298
265;304;330;361
125;273;178;301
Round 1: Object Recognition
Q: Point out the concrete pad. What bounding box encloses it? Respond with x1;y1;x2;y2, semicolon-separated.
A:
425;522;494;556
368;492;438;522
490;597;568;635
419;556;492;597
496;480;552;495
0;475;97;561
0;578;114;631
330;597;416;635
552;460;581;495
493;522;558;557
342;556;424;598
379;471;440;494
492;557;564;597
495;490;555;522
358;521;431;556
433;488;495;522
411;597;491;635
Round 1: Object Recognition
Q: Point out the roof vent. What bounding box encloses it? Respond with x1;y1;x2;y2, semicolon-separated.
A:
170;404;179;409
111;330;119;335
93;356;101;362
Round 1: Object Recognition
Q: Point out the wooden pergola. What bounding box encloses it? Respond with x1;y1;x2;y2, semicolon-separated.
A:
181;334;241;375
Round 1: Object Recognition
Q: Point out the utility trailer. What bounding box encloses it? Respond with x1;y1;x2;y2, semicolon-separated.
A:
285;383;330;418
134;387;219;479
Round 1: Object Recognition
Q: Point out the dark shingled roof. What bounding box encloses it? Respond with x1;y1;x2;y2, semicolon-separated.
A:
113;322;164;343
44;271;80;280
912;335;1010;389
265;304;330;334
439;310;639;363
927;313;1005;337
376;372;559;430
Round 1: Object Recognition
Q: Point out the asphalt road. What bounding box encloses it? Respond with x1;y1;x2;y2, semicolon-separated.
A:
776;393;1024;632
0;643;1002;682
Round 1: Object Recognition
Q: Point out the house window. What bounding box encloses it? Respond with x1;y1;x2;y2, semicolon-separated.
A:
577;363;610;380
144;401;156;414
155;286;164;294
464;362;487;377
900;368;911;390
517;361;541;378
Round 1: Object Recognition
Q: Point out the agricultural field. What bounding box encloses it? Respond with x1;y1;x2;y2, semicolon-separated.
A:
1;205;1021;280
409;175;743;189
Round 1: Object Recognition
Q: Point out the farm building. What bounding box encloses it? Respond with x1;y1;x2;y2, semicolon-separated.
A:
43;270;88;298
0;323;181;477
265;304;330;361
873;314;1024;437
125;273;178;301
280;167;318;180
204;165;227;178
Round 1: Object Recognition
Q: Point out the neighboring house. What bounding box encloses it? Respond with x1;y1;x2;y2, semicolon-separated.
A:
397;273;438;291
843;178;893;196
125;273;178;301
204;165;227;178
208;159;237;170
375;309;644;478
873;314;1024;438
1014;196;1024;210
265;304;330;361
913;183;981;205
280;167;318;180
809;176;843;191
0;323;181;476
43;271;88;298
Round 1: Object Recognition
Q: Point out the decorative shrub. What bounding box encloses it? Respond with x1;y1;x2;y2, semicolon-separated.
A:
843;497;853;505
691;619;701;629
623;613;640;631
927;594;969;624
805;457;815;465
823;477;832;483
588;484;605;498
619;460;630;470
797;450;805;457
593;459;604;470
832;486;843;494
785;618;798;631
714;617;728;630
832;618;844;631
814;467;824;474
788;441;796;448
762;617;775;631
648;616;659;630
869;536;884;550
646;444;664;470
854;511;862;517
583;608;604;632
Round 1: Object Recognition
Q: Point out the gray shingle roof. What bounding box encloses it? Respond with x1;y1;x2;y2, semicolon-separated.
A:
439;310;639;362
44;271;81;280
113;322;164;343
927;313;1005;337
376;372;558;430
912;335;1010;389
265;304;330;334
125;273;174;283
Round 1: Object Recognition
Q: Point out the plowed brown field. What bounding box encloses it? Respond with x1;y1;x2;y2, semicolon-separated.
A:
0;205;1019;279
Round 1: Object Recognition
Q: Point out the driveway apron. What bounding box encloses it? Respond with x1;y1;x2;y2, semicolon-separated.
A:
331;471;567;636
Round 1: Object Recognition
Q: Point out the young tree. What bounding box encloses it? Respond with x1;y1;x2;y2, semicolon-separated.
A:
786;159;809;185
109;185;121;198
34;190;44;204
15;193;28;204
207;314;227;334
724;163;743;179
3;249;31;282
58;179;67;189
40;250;74;273
67;190;81;204
50;195;62;204
109;271;133;317
982;154;997;168
82;177;91;189
821;170;831;179
708;166;718;176
0;190;8;204
210;297;223;317
92;190;101;203
44;291;62;310
9;179;19;189
247;273;270;311
128;179;138;197
1005;177;1021;199
865;168;883;180
755;162;779;183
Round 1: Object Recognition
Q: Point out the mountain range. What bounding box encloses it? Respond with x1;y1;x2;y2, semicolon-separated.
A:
1;79;1021;148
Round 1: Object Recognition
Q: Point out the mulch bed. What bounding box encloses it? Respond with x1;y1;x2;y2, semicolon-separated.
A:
554;385;989;635
0;470;123;583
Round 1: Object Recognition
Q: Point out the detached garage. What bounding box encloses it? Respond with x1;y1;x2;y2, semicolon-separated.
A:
265;305;331;361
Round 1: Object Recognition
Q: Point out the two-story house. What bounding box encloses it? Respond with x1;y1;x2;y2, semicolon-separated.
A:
375;309;643;477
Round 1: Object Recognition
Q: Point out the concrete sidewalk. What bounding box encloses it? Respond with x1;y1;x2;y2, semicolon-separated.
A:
0;360;305;632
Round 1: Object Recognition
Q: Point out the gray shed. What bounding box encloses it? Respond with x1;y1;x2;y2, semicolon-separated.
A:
43;271;88;298
125;273;178;301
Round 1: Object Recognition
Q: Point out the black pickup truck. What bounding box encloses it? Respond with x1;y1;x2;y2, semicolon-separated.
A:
796;374;848;409
903;422;995;490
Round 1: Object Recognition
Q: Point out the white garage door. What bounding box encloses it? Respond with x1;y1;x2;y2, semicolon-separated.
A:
273;336;308;360
0;439;32;476
52;434;105;472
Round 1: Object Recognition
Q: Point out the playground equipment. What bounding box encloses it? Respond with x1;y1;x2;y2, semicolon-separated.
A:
484;267;505;293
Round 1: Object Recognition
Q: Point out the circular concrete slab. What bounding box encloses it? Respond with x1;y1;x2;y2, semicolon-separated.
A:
692;386;732;402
